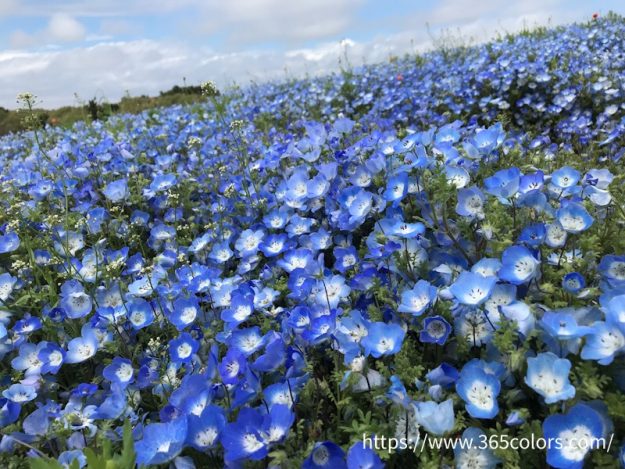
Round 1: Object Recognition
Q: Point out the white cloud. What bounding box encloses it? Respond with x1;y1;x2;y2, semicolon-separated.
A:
46;13;86;42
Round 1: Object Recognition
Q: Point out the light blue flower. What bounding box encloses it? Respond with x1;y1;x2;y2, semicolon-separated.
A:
412;398;455;435
525;352;575;404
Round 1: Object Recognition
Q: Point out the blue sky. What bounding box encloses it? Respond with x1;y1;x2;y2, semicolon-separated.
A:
0;0;621;108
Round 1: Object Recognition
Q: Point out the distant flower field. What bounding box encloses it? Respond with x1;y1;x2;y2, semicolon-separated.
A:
3;13;625;469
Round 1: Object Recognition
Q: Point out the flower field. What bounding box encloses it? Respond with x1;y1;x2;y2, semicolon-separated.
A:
3;13;625;469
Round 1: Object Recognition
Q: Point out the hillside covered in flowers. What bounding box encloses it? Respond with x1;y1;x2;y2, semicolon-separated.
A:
3;13;625;469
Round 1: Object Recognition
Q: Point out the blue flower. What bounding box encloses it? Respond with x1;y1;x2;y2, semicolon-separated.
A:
398;280;437;316
219;349;247;384
456;186;485;219
543;403;603;469
456;365;500;419
556;202;594;234
186;405;226;451
65;326;99;364
449;271;497;305
169;332;200;364
361;322;405;358
0;273;17;302
221;407;268;462
127;298;155;330
303;441;347;469
346;440;383;469
420;316;452;345
581;321;625;365
525;352;575;403
498;245;540;285
0;232;20;254
454;427;500;469
0;397;20;427
169;296;200;330
413;398;455;435
102;178;129;203
235;229;265;257
102;357;135;389
484;167;520;201
60;280;92;319
551;166;581;190
135;416;188;465
334;246;359;273
3;383;36;403
562;272;585;293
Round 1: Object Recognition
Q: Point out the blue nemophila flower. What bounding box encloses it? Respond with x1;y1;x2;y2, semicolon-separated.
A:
412;398;454;435
545;222;568;248
221;407;268;462
235;229;265;257
135;416;187;466
420;315;452;345
398;279;437;316
580;321;625;365
169;332;200;364
498;245;540;285
0;272;17;302
303;441;347;469
556;202;594;234
65;326;99;364
259;233;295;257
449;271;497;306
484;167;520;201
169;296;200;330
346;440;384;469
0;231;19;254
518;223;546;246
389;219;425;239
499;301;535;337
551;166;581;190
471;258;502;278
598;254;625;286
542;403;603;469
103;357;135;389
456;365;500;419
383;171;409;203
11;342;46;376
539;311;593;341
525;352;575;404
361;322;405;358
454;427;500;469
334;246;359;273
562;272;585;293
426;363;459;387
229;326;266;357
315;275;351;310
3;383;36;403
60;280;92;319
127;298;155;330
262;403;295;444
456;186;485;219
186;405;226;451
0;397;20;426
221;289;254;327
219;349;247;385
102;178;129;203
209;241;233;263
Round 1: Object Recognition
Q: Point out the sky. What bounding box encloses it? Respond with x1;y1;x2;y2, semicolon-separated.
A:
0;0;621;109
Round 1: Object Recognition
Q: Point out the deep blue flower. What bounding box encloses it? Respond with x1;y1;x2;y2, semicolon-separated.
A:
303;441;347;469
420;316;452;345
135;416;188;465
542;403;603;469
